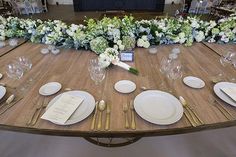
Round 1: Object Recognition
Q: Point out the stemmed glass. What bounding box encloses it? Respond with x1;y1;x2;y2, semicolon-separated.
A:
5;61;24;80
17;56;32;71
88;59;106;93
219;51;236;82
166;61;183;93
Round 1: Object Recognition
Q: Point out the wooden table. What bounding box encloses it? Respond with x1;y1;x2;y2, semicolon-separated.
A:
0;41;236;146
0;39;26;57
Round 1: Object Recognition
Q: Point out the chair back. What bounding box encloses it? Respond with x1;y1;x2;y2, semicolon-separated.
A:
188;0;199;13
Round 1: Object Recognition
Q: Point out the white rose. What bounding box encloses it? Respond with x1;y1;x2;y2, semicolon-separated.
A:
195;31;205;42
143;41;150;48
179;37;186;44
113;45;119;50
179;32;185;39
137;38;144;47
141;35;148;41
119;44;125;51
117;40;122;45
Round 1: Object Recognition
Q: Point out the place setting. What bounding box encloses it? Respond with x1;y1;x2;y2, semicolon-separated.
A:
25;81;97;126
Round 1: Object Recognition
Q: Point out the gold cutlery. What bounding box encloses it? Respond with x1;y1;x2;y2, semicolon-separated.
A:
0;97;23;115
214;99;234;120
97;100;106;130
105;102;111;131
27;103;41;126
183;111;196;127
90;101;98;131
179;96;204;126
130;100;136;130
30;99;48;126
123;103;129;129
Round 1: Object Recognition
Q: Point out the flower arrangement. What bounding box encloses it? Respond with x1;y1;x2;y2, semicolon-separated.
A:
0;14;235;74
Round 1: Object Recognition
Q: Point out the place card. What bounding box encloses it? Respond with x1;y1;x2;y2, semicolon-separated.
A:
120;50;134;62
220;87;236;102
41;93;84;124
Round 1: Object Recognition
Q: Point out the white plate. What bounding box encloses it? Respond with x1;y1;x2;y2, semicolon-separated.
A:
0;86;6;100
39;82;62;96
134;90;183;125
214;82;236;107
114;80;136;94
183;76;205;89
46;91;95;125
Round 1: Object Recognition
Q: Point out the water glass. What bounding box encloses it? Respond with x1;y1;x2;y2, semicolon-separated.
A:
89;66;106;85
6;62;24;79
17;56;32;71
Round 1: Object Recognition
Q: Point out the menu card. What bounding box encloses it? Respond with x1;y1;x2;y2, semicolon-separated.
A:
41;93;84;124
220;87;236;102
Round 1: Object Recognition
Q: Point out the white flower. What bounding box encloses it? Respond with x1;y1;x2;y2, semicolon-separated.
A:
191;20;200;28
195;31;205;42
98;53;112;68
141;35;148;41
137;38;144;47
119;44;125;51
143;41;150;48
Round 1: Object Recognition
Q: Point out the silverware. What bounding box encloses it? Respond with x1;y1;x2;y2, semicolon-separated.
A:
179;96;204;126
27;102;42;126
130;100;136;130
97;100;106;130
90;101;98;130
0;97;23;115
183;111;196;127
105;102;111;131
30;99;48;126
214;99;234;120
123;103;129;129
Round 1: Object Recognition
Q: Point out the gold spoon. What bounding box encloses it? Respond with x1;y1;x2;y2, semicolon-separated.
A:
97;100;106;130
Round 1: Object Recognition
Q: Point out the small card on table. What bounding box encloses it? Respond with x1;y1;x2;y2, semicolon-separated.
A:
41;93;84;124
220;87;236;102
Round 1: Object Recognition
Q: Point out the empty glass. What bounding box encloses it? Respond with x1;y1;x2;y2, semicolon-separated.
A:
88;58;106;85
219;51;236;82
6;62;24;79
17;56;32;71
167;61;183;93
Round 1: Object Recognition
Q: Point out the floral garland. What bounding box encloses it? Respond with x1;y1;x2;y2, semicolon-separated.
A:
0;15;235;74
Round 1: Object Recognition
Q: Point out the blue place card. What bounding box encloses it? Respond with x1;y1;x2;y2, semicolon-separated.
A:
120;50;134;62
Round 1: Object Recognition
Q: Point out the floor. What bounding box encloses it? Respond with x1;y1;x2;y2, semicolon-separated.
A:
1;126;236;157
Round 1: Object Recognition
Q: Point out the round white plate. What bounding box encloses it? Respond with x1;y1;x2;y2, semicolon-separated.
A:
214;82;236;107
114;80;136;94
183;76;205;89
39;82;62;96
134;90;183;125
46;90;95;125
0;86;6;100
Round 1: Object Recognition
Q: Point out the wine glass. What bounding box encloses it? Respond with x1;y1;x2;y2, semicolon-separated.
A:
5;62;24;80
17;56;32;71
166;62;183;93
219;51;236;82
89;66;106;85
88;58;106;95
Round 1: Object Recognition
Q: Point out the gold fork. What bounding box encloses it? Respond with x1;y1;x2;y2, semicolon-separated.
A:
28;98;48;126
130;100;136;130
123;103;129;129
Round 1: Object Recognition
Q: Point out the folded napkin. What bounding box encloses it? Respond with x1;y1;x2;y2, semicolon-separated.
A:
41;93;84;124
220;87;236;102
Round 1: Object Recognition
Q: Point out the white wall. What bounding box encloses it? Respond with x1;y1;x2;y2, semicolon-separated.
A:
47;0;181;5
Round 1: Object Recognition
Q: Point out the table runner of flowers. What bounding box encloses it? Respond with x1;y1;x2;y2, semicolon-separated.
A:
0;14;235;73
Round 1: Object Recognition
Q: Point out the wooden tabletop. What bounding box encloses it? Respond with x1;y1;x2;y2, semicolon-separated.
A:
0;41;236;138
0;39;26;57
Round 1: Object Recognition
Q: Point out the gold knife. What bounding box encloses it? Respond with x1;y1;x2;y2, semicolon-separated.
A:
130;100;136;130
105;102;111;131
91;101;99;130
